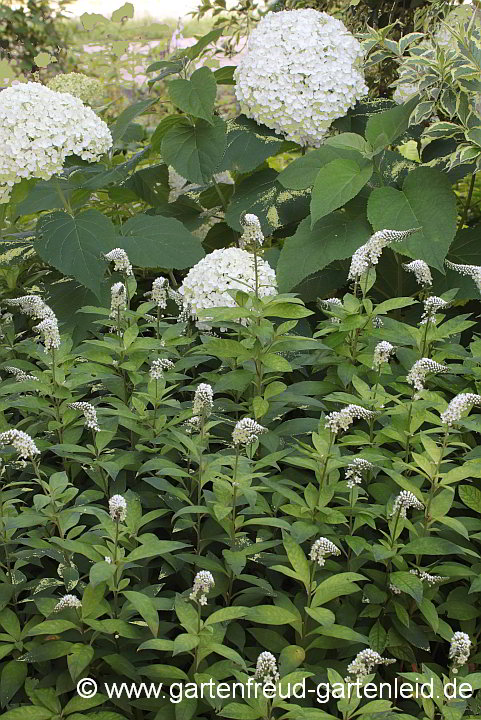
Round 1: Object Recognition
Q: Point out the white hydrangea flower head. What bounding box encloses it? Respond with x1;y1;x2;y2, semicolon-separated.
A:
178;248;277;328
68;402;100;431
373;341;395;370
35;316;61;351
150;358;175;380
54;594;82;612
325;404;377;435
445;260;481;294
192;383;213;419
254;651;279;685
232;417;267;446
345;458;373;489
0;82;112;203
410;569;445;585
104;248;133;276
190;570;215;605
406;358;449;396
110;282;127;319
441;393;481;426
109;494;127;522
239;214;264;249
234;10;367;147
390;490;424;518
449;631;472;673
309;537;341;567
421;296;449;325
403;260;433;287
147;277;169;309
5;367;38;382
346;649;395;681
348;229;418;280
0;429;39;459
47;73;103;105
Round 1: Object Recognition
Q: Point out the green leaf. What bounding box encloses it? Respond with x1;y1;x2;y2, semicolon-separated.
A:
277;213;371;292
246;606;297;625
282;533;310;588
184;28;223;60
390;572;423;604
161;117;227;184
314;624;368;643
27;620;78;636
110;99;157;145
312;573;365;607
459;485;481;513
168;67;216;124
365;95;418;153
0;661;27;707
218;116;288;174
367;167;457;271
67;644;94;682
205;607;248;625
35;210;115;296
220;704;262;719
126;539;187;562
310;158;373;226
122;591;159;637
2;709;53;720
401;538;479;557
119;214;204;269
224;169;309;234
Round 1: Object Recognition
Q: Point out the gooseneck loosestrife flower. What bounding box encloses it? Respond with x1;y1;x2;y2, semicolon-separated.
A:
421;296;449;324
190;570;215;605
148;277;169;309
232;418;267;447
373;341;395;370
407;358;449;395
149;358;174;380
235;10;367;147
445;260;481;294
239;213;264;250
345;458;373;489
0;82;112;203
449;632;472;673
348;229;418;281
325;405;377;435
410;569;446;585
346;649;395;681
440;393;481;426
104;248;133;276
0;429;39;459
109;282;127;322
309;537;341;567
403;259;433;287
53;594;82;612
5;367;38;382
68;402;100;432
192;383;213;419
109;495;127;522
390;490;424;518
8;295;60;352
254;651;279;686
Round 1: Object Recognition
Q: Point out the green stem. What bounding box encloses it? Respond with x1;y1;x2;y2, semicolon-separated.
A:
231;449;239;544
458;173;476;231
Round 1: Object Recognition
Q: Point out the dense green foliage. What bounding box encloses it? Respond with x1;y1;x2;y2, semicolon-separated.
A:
2;2;481;718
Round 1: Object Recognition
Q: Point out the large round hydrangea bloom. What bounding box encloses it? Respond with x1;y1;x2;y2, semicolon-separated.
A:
47;73;103;105
0;82;112;203
179;248;277;322
234;9;367;147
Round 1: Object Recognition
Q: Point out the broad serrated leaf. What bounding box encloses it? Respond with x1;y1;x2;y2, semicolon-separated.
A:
168;67;216;123
161;116;227;184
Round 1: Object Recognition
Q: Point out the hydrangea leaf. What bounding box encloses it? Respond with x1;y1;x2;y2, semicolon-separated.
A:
168;67;216;124
110;98;157;145
217;116;290;174
310;158;373;226
161;116;227;184
35;210;114;297
365;95;419;154
367;166;457;271
118;214;204;269
277;213;371;292
225;169;310;233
